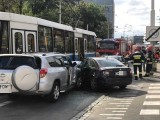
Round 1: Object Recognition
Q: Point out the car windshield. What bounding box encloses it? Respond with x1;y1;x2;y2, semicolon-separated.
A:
98;41;115;50
0;56;38;69
96;58;124;67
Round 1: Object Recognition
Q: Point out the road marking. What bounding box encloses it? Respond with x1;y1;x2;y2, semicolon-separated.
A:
100;114;124;116
147;90;160;93
113;99;134;101
149;87;160;89
120;101;132;102
143;101;160;105
112;111;126;113
116;105;130;107
140;109;159;115
110;103;131;105
150;84;160;86
0;101;12;107
146;95;160;98
116;95;136;97
105;108;128;110
106;117;122;119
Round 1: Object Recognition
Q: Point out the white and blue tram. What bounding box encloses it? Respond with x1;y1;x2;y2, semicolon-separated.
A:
0;12;96;61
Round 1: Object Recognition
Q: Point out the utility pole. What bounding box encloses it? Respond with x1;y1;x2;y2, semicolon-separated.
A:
150;0;157;71
59;0;62;23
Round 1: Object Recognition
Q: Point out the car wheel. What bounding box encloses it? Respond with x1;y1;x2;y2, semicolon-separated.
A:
45;82;60;102
75;75;82;89
90;78;98;91
119;85;127;89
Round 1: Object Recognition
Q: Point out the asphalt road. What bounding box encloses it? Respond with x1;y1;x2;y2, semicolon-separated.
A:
0;89;103;120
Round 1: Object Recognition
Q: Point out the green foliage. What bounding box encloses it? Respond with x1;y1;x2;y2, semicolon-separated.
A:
0;0;110;38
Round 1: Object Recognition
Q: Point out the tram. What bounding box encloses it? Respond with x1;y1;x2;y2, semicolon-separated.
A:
0;12;96;61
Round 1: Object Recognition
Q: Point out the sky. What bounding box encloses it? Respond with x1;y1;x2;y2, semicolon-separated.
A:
114;0;160;38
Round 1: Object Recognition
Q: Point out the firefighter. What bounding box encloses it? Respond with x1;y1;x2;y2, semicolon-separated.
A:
144;45;153;77
130;46;145;80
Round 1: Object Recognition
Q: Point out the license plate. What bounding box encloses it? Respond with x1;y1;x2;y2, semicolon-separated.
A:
0;84;11;93
116;71;127;76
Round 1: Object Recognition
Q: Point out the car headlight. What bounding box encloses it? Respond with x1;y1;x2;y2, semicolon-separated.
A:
103;71;110;76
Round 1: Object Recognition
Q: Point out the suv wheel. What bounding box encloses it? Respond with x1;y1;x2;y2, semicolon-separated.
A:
45;82;60;102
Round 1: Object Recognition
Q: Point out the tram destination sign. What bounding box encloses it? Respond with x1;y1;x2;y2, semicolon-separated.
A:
146;26;160;41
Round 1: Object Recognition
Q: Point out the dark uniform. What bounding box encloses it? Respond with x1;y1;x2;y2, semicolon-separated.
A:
144;51;153;77
130;51;145;80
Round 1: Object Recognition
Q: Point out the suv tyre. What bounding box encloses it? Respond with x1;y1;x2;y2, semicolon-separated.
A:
45;81;60;102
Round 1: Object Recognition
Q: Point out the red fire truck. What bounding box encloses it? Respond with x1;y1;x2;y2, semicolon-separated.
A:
96;38;129;56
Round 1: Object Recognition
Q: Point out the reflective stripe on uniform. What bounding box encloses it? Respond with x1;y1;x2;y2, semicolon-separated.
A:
139;72;142;74
148;62;152;64
133;63;141;65
133;55;141;59
134;74;137;76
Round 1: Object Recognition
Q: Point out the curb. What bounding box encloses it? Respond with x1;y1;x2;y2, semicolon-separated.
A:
70;95;105;120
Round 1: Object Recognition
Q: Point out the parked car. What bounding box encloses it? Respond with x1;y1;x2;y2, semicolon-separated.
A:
0;53;79;102
79;57;132;91
105;55;128;66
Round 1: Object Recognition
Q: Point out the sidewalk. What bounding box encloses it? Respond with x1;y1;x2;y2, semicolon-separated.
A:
142;63;160;81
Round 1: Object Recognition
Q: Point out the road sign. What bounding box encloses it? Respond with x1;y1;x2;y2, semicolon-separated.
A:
146;26;160;41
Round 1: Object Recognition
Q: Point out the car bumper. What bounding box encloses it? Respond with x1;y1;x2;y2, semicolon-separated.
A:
98;77;132;87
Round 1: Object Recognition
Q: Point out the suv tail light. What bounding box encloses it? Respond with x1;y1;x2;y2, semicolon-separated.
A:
40;68;48;78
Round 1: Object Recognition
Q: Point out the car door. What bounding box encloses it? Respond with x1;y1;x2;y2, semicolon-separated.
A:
62;56;76;86
88;59;99;80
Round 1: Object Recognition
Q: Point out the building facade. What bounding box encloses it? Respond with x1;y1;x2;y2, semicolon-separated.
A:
83;0;115;38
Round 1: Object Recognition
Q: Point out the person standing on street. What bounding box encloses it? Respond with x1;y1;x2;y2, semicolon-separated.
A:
141;46;147;71
144;45;153;77
130;46;145;80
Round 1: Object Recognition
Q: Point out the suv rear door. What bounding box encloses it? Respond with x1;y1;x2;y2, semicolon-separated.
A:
0;56;39;93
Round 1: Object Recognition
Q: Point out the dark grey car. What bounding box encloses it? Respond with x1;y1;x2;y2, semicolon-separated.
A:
79;57;132;91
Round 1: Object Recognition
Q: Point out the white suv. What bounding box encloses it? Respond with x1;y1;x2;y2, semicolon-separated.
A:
0;53;78;102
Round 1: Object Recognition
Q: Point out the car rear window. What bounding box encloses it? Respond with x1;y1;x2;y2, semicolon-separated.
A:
97;58;124;67
0;56;38;69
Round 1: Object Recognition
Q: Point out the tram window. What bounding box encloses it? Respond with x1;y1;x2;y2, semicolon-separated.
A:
0;21;9;54
53;29;64;53
27;34;35;53
38;26;52;52
15;32;23;53
65;31;74;53
87;36;95;52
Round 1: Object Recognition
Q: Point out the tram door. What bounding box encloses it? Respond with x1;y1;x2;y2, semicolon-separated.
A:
75;38;85;61
12;30;37;54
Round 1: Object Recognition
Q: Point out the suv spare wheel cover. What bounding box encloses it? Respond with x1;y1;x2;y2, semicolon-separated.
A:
12;65;38;91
